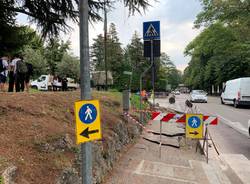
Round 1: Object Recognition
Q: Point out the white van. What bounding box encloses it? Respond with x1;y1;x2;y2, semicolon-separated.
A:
221;77;250;108
31;75;79;91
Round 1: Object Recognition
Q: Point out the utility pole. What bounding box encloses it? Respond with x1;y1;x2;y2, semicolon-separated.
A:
79;0;92;184
104;0;108;91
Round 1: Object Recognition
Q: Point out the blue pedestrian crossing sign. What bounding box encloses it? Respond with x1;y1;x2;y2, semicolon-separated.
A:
75;100;102;144
143;21;160;40
186;114;203;139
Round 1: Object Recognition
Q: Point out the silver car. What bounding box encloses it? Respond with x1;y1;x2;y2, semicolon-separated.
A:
190;90;208;103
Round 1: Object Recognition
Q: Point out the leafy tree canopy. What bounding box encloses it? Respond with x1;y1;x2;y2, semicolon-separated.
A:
1;0;154;37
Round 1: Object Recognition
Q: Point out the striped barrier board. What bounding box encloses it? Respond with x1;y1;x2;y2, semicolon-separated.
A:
151;112;218;125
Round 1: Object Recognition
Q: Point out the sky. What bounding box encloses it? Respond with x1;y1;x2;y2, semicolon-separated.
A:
17;0;203;71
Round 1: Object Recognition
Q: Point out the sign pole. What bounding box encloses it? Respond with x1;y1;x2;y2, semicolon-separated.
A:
159;120;162;158
151;39;155;107
79;0;92;183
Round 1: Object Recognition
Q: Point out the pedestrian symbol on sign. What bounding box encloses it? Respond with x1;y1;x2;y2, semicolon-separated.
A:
145;24;158;37
85;106;93;121
143;21;160;40
79;104;97;124
188;116;201;128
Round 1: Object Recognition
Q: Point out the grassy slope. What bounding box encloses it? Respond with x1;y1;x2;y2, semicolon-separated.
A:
0;91;126;183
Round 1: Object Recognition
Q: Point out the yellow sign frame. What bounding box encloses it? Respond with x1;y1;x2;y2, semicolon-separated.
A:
186;114;203;139
75;100;102;144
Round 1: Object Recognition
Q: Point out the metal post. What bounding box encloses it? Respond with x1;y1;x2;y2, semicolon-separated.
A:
151;39;155;107
139;61;154;122
79;0;92;183
159;120;162;158
206;126;209;163
104;0;108;91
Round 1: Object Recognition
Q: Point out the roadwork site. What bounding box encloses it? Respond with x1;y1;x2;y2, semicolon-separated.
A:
105;107;247;184
0;91;249;183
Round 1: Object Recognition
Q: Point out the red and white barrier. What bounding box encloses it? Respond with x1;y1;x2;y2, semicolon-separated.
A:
151;112;218;125
124;112;153;133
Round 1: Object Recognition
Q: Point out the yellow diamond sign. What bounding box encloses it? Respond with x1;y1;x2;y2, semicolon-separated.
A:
186;114;203;139
75;100;102;144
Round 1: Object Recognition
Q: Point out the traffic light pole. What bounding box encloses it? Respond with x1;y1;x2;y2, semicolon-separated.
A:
79;0;92;184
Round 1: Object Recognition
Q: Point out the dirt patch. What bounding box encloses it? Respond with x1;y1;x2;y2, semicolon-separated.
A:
0;91;141;183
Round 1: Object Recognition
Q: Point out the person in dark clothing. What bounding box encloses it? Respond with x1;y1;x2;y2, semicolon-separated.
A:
15;56;27;92
25;63;33;92
61;77;68;91
8;56;16;92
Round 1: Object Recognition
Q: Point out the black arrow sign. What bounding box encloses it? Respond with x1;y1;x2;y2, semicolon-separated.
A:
80;127;99;139
189;131;199;135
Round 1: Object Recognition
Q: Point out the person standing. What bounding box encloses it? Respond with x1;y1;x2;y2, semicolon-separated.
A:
0;56;9;92
61;76;68;91
24;62;33;92
10;55;20;92
15;56;27;92
8;56;15;92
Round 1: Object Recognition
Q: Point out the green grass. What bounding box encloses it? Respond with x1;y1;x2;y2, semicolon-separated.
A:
130;93;149;110
29;88;40;93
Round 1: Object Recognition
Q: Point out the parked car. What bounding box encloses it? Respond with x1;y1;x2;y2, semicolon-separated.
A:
221;77;250;108
174;90;180;95
190;90;208;103
31;75;79;91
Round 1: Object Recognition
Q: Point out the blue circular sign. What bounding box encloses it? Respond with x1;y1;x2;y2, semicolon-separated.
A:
79;104;97;124
188;116;201;128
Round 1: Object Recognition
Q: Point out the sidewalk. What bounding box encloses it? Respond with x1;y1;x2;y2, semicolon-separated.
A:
152;97;250;184
104;116;242;184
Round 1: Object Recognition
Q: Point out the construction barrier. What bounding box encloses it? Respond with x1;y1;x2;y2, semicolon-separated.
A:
151;112;218;125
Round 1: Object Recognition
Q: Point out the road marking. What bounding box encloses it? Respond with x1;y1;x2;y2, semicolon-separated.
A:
134;160;197;184
195;103;249;137
222;105;250;118
134;160;145;174
215;114;248;137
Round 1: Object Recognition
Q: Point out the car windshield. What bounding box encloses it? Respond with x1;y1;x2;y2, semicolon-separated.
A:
192;90;206;95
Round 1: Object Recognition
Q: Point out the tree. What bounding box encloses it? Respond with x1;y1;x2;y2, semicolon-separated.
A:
91;34;105;71
183;0;250;92
56;53;80;80
91;23;124;89
155;53;182;90
23;47;47;79
44;38;70;75
0;25;43;56
184;23;250;91
125;31;149;91
1;0;153;37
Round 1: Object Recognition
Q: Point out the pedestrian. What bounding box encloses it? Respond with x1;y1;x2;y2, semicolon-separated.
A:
15;55;27;92
24;62;33;92
52;75;58;91
8;56;15;92
0;56;9;92
61;76;68;91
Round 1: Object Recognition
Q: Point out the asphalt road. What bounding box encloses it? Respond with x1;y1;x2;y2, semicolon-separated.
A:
155;94;250;159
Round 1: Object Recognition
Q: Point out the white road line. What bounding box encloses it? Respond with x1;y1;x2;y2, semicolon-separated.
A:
134;160;144;174
133;160;197;184
134;172;197;184
216;114;248;137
